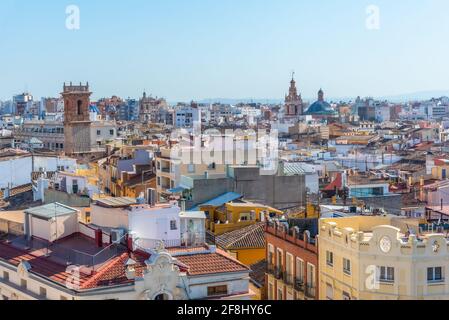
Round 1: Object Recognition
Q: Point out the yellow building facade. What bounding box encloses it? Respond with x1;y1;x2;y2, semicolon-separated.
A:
204;202;283;236
319;216;449;300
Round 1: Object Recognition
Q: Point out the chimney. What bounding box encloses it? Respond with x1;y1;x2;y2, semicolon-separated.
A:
125;258;137;280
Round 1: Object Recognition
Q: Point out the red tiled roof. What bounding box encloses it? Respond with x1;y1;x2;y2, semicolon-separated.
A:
175;249;249;276
323;173;342;191
81;252;147;289
0;242;89;287
166;246;208;255
434;158;449;166
0;241;249;290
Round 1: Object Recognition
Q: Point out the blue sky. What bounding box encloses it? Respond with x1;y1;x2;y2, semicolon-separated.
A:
1;0;449;101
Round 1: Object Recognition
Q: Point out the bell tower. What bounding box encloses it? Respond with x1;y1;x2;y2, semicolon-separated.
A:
62;82;92;155
284;72;303;117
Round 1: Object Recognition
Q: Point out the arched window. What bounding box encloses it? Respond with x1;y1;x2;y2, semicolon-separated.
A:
77;100;83;115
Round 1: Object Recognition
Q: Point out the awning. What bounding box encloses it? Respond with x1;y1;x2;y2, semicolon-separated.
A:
189;192;243;211
167;186;189;194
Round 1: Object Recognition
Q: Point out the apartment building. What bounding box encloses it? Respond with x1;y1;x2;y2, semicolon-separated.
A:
13;120;65;151
203;201;283;236
98;148;155;198
318;215;449;300
265;218;319;300
155;147;226;198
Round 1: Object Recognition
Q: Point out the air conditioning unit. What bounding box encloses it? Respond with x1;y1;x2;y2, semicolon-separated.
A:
111;229;125;244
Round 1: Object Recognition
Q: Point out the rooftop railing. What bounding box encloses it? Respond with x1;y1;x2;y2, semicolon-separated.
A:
8;234;127;273
265;220;318;253
134;232;206;251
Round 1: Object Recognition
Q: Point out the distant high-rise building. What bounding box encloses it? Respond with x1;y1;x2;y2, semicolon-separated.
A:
118;98;139;121
13;92;33;116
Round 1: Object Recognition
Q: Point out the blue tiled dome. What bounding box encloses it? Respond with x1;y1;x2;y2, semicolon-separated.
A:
305;89;337;116
305;100;336;115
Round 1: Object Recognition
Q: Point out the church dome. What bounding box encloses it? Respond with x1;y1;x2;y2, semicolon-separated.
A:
305;101;336;115
305;89;337;116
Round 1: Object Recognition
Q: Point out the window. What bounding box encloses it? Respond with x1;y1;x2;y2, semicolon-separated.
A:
77;100;83;115
343;258;351;275
170;220;177;231
286;253;294;281
20;279;27;289
378;266;395;283
207;285;228;297
307;263;316;292
276;249;283;269
188;164;195;173
326;283;334;300
267;244;275;266
110;129;114;136
342;291;351;300
277;288;283;300
428;267;444;283
326;251;334;267
39;287;47;298
296;258;305;283
97;130;101;136
3;271;9;281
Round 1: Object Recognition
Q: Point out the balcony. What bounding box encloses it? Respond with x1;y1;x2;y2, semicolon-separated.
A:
267;262;275;274
284;273;294;286
274;266;284;280
305;285;316;299
294;279;305;292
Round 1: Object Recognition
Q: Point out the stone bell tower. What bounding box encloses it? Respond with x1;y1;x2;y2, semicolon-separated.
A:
284;72;303;117
62;82;92;155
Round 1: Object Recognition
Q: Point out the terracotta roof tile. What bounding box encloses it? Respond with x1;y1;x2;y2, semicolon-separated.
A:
0;242;249;290
0;242;89;287
175;249;249;276
249;259;266;288
216;223;266;250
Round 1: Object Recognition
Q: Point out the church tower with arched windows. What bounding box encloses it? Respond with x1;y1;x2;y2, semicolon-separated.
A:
62;82;92;155
284;73;303;118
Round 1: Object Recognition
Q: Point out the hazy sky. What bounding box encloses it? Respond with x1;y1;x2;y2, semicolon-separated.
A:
1;0;449;101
